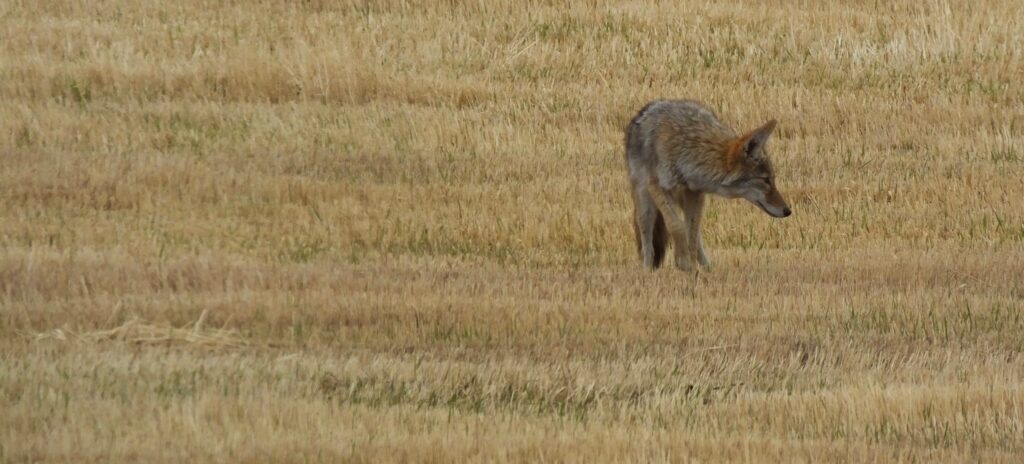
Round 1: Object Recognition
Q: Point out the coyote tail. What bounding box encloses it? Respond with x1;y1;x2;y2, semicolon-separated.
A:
625;102;668;268
651;212;667;268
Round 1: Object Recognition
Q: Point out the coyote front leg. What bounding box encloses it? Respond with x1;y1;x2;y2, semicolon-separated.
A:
679;189;710;268
647;182;693;272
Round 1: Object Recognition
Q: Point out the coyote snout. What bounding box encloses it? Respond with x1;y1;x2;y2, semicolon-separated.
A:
759;188;791;218
745;179;791;218
624;99;792;271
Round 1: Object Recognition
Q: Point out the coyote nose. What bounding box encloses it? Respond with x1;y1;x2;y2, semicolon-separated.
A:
782;207;792;217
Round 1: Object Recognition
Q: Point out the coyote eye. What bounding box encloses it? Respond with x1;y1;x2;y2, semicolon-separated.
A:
764;178;773;186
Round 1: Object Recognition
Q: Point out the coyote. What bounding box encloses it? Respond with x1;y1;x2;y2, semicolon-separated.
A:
624;99;791;271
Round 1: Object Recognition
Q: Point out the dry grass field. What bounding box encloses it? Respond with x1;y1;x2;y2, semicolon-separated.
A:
3;0;1024;461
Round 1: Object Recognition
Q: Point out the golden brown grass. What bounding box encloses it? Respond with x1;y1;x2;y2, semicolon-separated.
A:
2;0;1024;461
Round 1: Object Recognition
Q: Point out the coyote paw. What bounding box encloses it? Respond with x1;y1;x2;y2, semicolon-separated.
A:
674;254;695;272
697;253;712;270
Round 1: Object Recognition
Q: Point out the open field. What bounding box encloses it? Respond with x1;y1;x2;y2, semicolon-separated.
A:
2;0;1024;461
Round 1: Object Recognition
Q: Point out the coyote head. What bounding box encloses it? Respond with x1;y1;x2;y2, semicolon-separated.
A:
721;120;791;218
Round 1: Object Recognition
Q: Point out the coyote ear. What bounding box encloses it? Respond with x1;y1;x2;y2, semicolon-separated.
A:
742;119;777;159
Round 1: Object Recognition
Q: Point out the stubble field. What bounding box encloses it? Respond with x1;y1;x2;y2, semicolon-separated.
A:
2;0;1024;461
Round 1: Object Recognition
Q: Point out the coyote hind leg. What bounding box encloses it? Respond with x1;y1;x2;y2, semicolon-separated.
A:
647;183;693;272
632;185;667;269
